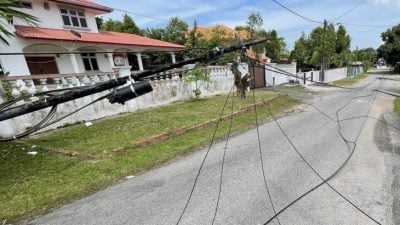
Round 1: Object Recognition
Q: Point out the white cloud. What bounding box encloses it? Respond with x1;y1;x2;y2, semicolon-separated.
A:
368;0;400;8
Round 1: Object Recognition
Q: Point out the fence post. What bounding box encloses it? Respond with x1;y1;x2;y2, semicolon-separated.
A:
311;69;314;82
303;72;306;85
298;69;301;84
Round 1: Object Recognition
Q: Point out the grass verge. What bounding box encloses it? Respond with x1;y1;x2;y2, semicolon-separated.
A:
0;91;299;223
273;84;306;93
395;97;400;114
332;73;368;86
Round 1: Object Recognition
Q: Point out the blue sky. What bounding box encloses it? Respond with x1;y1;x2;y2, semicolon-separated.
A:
96;0;400;50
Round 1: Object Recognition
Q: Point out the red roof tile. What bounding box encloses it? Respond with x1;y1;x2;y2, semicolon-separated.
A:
15;26;185;49
48;0;113;13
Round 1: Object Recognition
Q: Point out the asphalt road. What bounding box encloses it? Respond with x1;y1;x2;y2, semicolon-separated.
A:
28;70;400;225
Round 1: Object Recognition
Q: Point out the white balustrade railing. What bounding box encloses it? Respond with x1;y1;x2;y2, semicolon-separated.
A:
0;71;119;98
0;65;234;100
0;65;237;135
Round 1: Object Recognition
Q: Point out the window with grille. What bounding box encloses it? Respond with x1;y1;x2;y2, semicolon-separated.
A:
13;1;33;9
81;53;99;71
60;8;88;28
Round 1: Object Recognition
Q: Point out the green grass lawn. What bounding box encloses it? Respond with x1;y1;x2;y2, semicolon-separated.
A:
395;97;400;114
274;84;306;93
332;73;368;86
0;91;299;223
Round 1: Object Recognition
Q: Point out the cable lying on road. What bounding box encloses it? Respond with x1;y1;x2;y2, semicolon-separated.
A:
339;115;400;131
262;77;385;225
265;76;391;129
250;70;282;225
176;86;234;225
378;77;400;81
375;89;400;97
211;88;235;225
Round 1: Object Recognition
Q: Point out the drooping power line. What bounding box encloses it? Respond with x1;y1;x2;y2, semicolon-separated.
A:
110;7;168;22
270;0;323;24
331;0;367;21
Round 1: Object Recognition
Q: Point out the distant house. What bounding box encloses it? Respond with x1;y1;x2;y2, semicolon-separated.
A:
0;0;184;77
194;25;270;63
196;25;250;40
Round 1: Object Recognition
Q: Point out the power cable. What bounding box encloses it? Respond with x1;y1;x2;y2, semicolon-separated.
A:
270;82;400;132
0;39;269;123
0;47;209;56
262;77;384;224
330;0;367;21
249;65;281;225
261;60;381;91
339;115;400;131
244;56;355;90
336;22;390;28
0;106;57;142
0;85;98;112
176;86;234;225
270;0;323;24
108;7;168;22
0;94;109;141
211;87;235;225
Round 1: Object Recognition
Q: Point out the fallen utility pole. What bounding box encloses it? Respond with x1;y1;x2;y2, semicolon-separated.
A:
0;39;268;122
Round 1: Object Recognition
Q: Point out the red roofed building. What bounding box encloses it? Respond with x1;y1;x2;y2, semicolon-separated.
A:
0;0;184;77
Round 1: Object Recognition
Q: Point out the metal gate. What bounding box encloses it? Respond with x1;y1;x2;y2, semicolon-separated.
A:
249;62;266;89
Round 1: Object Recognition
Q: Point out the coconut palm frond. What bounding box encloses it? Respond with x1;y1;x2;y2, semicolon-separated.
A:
0;0;40;44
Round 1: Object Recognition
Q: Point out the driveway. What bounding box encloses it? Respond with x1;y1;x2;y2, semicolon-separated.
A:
27;70;400;225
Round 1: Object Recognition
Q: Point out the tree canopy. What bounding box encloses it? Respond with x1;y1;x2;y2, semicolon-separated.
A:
378;24;400;66
101;14;142;35
234;12;287;63
290;24;353;70
246;12;263;40
163;17;188;45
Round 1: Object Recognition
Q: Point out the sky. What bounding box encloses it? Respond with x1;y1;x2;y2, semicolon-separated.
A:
95;0;400;51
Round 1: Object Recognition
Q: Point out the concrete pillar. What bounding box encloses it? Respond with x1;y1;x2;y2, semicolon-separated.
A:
69;54;80;73
107;53;114;68
112;66;132;77
124;53;129;66
136;53;144;71
171;53;176;64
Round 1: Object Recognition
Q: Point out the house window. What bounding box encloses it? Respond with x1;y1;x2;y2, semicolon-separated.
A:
6;15;13;25
81;53;99;71
60;8;87;28
44;2;50;10
13;1;33;9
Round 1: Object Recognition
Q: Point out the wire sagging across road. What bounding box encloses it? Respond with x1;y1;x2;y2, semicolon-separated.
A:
239;58;387;224
255;71;386;224
270;0;323;24
330;0;367;21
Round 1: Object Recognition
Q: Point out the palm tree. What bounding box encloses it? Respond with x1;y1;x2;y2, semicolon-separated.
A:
0;0;39;45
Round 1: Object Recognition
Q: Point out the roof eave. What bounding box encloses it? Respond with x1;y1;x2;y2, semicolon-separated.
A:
49;0;113;14
15;35;185;50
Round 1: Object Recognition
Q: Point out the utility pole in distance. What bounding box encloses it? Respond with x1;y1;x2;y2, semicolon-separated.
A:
321;19;327;82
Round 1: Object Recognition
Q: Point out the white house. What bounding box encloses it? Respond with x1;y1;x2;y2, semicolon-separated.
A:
0;0;183;79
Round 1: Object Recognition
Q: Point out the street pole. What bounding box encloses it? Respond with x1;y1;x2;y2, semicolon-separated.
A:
321;19;327;82
356;46;359;75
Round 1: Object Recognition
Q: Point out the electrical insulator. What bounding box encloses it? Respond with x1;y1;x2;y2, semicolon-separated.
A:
108;81;153;105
